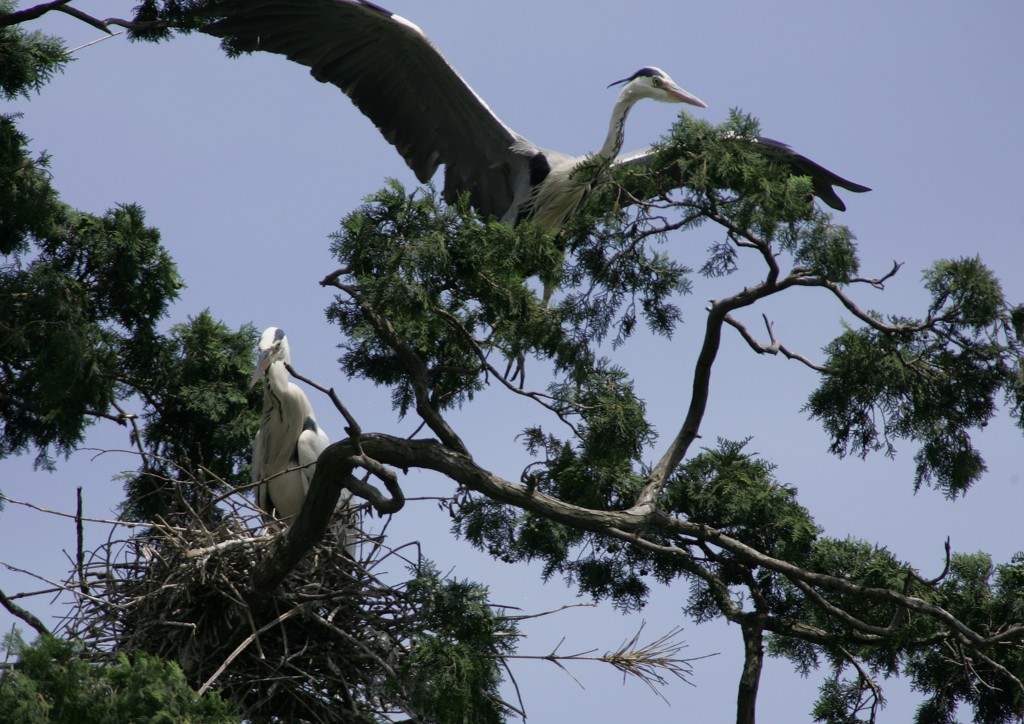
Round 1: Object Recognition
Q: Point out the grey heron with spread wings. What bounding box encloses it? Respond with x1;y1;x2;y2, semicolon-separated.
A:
204;0;868;230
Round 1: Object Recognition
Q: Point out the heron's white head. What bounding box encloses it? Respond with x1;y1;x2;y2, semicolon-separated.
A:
608;67;707;108
250;326;290;388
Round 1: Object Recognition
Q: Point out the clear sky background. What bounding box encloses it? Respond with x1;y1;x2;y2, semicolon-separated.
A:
2;2;1023;721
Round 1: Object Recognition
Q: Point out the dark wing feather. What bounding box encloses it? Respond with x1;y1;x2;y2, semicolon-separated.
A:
614;137;869;212
752;137;870;211
203;0;533;219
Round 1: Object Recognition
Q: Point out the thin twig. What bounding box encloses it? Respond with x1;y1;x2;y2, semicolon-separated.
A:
0;586;50;637
197;607;303;696
67;31;122;54
0;493;183;531
501;602;596;622
285;363;364;451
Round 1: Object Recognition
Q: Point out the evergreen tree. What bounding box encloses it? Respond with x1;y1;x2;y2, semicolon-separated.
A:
2;3;1023;722
0;633;237;723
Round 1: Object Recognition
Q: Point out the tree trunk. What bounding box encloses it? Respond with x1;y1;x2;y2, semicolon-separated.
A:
737;615;765;724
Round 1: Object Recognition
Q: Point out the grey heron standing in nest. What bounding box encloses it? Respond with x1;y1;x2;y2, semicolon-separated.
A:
250;327;355;553
204;0;868;228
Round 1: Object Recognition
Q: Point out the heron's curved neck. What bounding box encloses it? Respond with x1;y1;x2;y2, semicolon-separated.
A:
597;93;639;160
263;360;290;399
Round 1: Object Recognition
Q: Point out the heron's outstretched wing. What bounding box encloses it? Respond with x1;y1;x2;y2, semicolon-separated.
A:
614;136;869;211
203;0;533;219
752;137;870;211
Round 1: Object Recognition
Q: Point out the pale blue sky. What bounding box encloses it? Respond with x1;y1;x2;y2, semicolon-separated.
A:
3;2;1023;721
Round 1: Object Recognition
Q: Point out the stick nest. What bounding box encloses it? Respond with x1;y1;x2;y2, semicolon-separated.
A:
62;504;419;723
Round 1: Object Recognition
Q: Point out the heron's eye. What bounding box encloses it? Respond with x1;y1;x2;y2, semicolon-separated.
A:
652;77;662;87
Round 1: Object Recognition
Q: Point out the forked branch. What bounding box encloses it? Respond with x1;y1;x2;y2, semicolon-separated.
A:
725;313;829;372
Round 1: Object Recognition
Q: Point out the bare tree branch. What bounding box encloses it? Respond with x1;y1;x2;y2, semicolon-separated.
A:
0;2;172;33
724;313;829;372
0;491;184;531
704;208;781;284
0;0;74;28
55;4;114;33
849;260;903;288
0;585;50;637
790;275;932;334
637;275;807;507
838;647;884;722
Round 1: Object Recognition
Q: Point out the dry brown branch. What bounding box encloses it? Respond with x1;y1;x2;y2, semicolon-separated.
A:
602;624;707;699
501;601;596;622
0;586;49;637
724;313;829;373
850;260;903;289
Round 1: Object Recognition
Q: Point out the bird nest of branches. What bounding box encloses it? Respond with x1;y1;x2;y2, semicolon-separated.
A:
59;487;421;723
